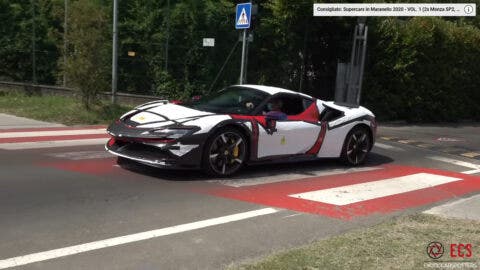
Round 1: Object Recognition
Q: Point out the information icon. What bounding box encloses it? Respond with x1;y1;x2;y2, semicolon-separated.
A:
464;5;473;14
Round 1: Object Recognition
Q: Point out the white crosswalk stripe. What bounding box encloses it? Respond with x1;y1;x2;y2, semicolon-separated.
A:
0;138;107;150
0;128;106;138
289;173;462;205
0;127;109;150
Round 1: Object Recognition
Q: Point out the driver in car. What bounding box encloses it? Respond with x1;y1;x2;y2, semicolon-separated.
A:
265;99;288;120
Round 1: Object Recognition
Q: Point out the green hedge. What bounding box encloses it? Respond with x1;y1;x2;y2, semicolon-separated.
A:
363;17;480;122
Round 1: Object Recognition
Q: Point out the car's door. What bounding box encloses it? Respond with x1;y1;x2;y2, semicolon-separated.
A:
256;94;322;158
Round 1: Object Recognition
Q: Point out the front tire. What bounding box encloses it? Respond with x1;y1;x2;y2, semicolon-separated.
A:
202;128;247;177
341;126;371;166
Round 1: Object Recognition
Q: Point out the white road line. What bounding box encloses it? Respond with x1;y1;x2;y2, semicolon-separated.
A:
0;129;106;138
0;207;279;269
429;156;480;170
208;166;382;187
282;213;303;219
0;138;107;150
461;169;480;175
374;142;404;151
289;173;462;206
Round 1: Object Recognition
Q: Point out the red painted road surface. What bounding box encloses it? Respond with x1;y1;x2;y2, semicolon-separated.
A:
201;165;480;219
5;125;480;220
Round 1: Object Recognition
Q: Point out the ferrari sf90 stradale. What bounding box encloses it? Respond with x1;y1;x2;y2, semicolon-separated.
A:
106;85;376;176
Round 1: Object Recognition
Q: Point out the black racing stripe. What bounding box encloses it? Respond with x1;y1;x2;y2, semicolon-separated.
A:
137;104;166;111
328;115;375;130
134;120;174;126
250;120;259;161
134;108;184;125
177;114;215;124
135;108;168;120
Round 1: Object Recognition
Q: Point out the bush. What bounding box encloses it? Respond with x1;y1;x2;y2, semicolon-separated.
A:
363;17;480;122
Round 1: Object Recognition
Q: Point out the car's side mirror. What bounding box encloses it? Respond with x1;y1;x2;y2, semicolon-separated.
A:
265;117;277;135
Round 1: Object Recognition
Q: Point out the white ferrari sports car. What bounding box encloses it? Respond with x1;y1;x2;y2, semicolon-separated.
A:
106;85;376;176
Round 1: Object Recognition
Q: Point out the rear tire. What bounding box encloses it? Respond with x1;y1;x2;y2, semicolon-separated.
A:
341;126;371;166
202;127;247;177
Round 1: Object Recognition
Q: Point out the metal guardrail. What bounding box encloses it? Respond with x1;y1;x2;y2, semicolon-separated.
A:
0;81;161;105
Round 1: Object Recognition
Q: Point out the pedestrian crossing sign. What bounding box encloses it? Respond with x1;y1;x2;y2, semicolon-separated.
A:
235;3;252;29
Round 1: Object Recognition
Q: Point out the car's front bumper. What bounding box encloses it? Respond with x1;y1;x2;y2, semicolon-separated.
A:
105;121;206;170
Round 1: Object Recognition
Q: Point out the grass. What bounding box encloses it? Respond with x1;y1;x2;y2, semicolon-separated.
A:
232;214;480;270
0;91;131;126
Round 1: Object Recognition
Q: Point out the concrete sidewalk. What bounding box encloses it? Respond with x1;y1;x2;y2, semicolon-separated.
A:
0;113;64;129
424;194;480;221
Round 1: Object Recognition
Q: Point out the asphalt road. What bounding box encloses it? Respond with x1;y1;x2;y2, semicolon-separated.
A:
1;124;480;269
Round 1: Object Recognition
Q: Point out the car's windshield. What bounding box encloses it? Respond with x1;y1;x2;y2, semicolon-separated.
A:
185;86;269;114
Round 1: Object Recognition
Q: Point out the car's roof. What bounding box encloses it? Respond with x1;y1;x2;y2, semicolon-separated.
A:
234;84;312;98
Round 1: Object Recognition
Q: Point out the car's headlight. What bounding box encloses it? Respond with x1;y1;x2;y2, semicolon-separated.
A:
142;127;199;139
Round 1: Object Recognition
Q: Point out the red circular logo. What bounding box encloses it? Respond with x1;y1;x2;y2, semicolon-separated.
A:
427;242;444;259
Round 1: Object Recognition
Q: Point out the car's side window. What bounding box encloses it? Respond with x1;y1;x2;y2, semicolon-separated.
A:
259;94;307;116
302;98;313;110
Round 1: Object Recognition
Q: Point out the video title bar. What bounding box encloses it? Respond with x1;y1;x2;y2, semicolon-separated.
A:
313;3;476;17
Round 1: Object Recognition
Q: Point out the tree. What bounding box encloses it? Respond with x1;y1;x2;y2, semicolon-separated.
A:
65;1;109;109
0;0;58;84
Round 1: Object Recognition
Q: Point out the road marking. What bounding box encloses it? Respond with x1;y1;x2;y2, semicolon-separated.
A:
0;208;279;269
462;169;480;175
209;166;382;187
282;213;303;219
289;173;462;206
0;128;106;138
461;152;480;158
374;142;404;151
429;156;480;170
417;144;435;148
398;139;417;144
46;151;113;160
0;138;107;150
207;165;480;219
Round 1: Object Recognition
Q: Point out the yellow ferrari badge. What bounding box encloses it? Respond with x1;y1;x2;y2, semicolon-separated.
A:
281;136;286;145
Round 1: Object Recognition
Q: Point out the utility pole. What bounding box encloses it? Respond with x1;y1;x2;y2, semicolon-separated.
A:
243;33;250;84
165;0;170;72
111;0;118;104
239;29;247;84
31;0;37;84
63;0;68;86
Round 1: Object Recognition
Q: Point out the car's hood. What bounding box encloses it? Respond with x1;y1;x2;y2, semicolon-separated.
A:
124;103;214;127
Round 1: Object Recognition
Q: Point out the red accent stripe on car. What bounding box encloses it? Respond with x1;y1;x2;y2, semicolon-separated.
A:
229;115;261;160
287;100;319;122
306;121;327;155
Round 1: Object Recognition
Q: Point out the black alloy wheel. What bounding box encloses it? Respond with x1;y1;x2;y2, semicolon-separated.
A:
203;128;247;176
342;126;371;166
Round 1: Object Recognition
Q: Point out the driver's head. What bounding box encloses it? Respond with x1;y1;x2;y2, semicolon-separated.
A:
269;99;283;111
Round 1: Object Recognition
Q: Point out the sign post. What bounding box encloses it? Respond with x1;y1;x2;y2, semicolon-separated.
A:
235;3;252;84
